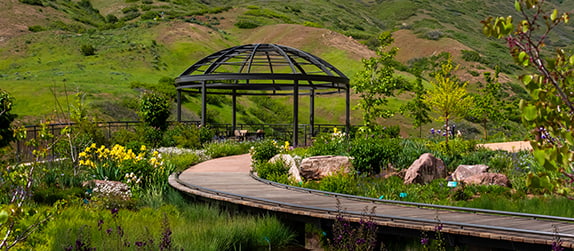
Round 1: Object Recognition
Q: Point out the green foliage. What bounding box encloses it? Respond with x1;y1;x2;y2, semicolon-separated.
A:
80;44;96;56
400;78;431;137
0;89;16;148
466;69;506;140
253;159;290;184
164;152;202;172
235;19;261;29
353;32;407;128
39;204;295;250
483;1;574;195
307;128;349;156
423;58;473;146
139;92;171;131
204;141;250;158
162;123;201;148
349;137;400;174
28;25;46;32
250;139;281;163
461;50;483;63
317;172;359;195
19;0;43;6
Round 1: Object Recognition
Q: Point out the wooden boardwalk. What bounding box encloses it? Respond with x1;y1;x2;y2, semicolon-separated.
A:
169;154;574;249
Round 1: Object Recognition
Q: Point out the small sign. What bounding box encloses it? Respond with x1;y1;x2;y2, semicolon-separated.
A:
447;181;458;188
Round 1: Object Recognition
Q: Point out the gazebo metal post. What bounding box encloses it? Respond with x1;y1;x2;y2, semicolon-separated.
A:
177;90;181;122
232;89;237;133
310;89;315;139
201;81;206;126
293;80;299;147
345;84;351;135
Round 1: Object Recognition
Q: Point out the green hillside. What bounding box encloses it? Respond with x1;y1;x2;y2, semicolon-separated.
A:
1;0;569;137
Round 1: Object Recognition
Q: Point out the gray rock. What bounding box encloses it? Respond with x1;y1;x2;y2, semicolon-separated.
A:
299;155;352;180
461;173;511;187
404;153;447;184
452;164;490;181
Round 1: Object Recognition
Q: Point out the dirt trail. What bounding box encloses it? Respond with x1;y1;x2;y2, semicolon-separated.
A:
478;141;532;152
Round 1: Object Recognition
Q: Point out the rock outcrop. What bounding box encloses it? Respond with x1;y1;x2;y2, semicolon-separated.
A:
299;155;352;180
403;153;447;184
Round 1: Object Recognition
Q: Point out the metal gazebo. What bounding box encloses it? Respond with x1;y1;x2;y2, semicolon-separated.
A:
175;43;350;146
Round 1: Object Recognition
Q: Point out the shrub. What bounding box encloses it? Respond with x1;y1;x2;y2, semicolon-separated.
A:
28;25;46;32
308;128;349;156
250;139;282;163
349;137;401;174
235;19;260;29
162;123;201;148
105;14;118;23
0;89;16;148
318;172;358;194
19;0;43;5
139;92;171;131
80;44;96;56
204;141;249;158
253;159;290;184
426;30;443;40
165;152;202;172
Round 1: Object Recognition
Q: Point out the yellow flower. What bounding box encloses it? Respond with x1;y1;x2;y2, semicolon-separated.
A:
79;152;87;158
333;127;338;134
140;145;147;152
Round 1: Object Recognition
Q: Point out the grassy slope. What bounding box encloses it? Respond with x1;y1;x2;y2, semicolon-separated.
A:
1;0;563;136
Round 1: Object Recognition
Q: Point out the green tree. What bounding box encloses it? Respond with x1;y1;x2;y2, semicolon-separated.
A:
423;59;473;145
401;77;431;137
0;89;16;148
353;32;407;131
482;0;574;194
467;70;504;140
139;92;171;131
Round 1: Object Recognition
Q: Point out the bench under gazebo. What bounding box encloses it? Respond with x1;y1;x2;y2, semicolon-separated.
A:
175;43;350;146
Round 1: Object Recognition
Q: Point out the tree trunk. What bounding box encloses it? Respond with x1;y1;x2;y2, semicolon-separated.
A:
445;116;449;148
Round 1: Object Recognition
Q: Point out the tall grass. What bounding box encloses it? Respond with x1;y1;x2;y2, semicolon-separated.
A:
37;203;295;250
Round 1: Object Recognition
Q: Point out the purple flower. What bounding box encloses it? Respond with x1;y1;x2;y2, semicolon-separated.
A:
420;237;429;245
111;208;119;217
135;241;145;247
435;223;443;232
97;219;104;231
106;228;113;235
552;241;564;251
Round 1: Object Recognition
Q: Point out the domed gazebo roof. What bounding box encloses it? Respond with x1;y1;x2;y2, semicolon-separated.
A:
174;43;350;146
175;43;349;94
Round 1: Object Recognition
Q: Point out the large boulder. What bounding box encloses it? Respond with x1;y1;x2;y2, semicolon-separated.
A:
404;153;447;184
269;154;302;182
299;155;352;180
451;164;490;181
461;173;511;187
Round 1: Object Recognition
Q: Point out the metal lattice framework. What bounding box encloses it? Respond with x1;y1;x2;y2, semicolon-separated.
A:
175;43;350;146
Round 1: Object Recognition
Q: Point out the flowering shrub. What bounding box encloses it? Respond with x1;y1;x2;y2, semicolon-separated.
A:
308;127;349;156
78;144;174;194
250;139;290;163
328;201;378;251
